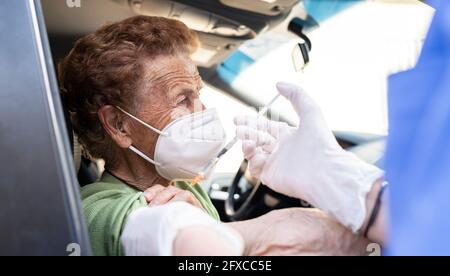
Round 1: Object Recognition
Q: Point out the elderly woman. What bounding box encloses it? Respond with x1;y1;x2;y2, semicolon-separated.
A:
59;16;368;256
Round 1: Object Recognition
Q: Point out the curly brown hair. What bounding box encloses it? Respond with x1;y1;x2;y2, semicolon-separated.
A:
58;16;199;164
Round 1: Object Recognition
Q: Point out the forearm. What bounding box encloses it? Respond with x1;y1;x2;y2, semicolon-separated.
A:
228;208;370;256
227;220;260;256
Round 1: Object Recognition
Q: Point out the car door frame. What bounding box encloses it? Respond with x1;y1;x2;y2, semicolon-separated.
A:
0;0;91;256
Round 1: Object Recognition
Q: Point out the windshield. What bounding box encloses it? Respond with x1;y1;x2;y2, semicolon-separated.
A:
218;0;434;135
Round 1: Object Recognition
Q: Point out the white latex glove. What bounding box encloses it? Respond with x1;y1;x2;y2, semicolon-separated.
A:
235;115;294;178
234;82;384;232
121;202;244;256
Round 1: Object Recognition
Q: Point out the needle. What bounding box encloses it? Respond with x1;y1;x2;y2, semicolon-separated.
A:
192;94;281;185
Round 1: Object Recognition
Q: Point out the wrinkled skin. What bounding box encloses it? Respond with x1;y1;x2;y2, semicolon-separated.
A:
229;208;370;256
103;54;204;190
130;54;205;162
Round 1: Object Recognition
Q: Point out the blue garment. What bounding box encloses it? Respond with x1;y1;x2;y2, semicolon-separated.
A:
386;0;450;255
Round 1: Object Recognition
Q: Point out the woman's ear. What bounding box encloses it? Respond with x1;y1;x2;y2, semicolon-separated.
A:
98;105;133;149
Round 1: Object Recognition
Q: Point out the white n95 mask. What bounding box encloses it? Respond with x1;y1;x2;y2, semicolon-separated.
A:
116;106;226;181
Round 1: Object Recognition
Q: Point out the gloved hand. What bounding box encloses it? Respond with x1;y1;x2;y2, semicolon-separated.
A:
234;82;384;232
234;114;294;179
121;202;244;256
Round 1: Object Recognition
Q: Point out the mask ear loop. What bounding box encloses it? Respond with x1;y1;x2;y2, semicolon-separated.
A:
129;145;161;166
115;106;168;137
115;106;166;166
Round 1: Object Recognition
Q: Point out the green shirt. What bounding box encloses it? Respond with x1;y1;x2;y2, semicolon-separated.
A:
80;172;220;256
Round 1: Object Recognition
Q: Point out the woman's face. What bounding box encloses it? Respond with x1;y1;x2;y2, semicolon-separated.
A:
127;55;206;159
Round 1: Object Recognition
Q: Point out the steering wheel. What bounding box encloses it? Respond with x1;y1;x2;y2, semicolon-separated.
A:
225;159;265;221
224;159;314;222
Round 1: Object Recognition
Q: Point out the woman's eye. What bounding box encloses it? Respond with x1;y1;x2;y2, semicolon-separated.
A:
179;97;190;106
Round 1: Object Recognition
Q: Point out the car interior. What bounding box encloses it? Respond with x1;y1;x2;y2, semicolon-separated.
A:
42;0;386;223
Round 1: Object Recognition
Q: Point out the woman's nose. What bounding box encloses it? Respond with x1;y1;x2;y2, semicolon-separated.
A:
190;99;206;113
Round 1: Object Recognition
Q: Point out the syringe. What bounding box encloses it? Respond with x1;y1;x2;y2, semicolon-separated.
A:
192;94;281;185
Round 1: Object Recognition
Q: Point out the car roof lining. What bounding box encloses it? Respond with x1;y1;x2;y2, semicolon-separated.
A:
43;0;296;66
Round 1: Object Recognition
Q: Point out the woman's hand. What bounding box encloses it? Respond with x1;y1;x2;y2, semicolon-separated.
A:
143;185;204;210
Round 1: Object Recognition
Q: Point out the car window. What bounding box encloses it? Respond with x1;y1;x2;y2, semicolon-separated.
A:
219;0;434;135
